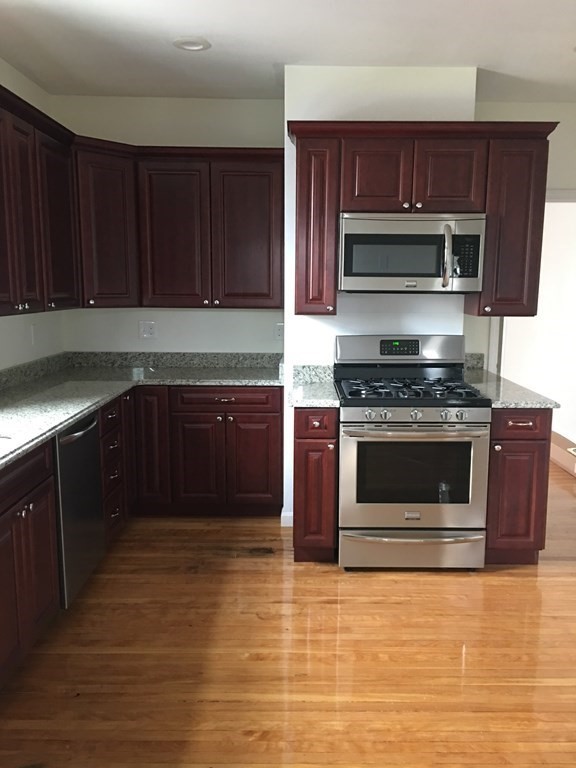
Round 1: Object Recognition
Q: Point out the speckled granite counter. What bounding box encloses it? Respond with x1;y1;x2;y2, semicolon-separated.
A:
0;360;283;471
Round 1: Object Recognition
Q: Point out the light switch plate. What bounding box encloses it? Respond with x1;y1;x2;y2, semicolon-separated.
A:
139;320;157;339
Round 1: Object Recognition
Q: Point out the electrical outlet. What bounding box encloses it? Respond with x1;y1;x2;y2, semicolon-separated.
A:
139;320;157;339
274;322;284;340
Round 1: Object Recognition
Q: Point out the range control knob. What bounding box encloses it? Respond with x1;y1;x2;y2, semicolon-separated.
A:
455;410;468;421
410;409;423;421
380;409;393;421
365;409;376;421
440;409;452;421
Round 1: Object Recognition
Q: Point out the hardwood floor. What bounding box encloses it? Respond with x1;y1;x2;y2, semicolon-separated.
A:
1;463;576;768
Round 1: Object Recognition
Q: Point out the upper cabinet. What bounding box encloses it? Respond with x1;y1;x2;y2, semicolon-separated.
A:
75;140;140;307
340;137;488;213
289;121;557;317
139;150;283;309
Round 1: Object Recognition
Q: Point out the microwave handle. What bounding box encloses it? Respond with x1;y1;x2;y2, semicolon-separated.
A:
442;224;453;287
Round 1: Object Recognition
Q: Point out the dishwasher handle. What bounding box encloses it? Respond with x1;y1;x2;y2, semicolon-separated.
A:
58;417;99;446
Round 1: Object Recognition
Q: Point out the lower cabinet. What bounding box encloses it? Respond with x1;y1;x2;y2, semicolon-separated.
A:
134;385;283;515
293;408;339;562
99;396;129;543
0;443;59;687
485;409;552;565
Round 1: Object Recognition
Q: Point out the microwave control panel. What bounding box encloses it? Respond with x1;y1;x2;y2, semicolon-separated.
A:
453;235;481;277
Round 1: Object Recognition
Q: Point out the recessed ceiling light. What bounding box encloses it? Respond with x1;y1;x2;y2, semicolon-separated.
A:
173;37;211;52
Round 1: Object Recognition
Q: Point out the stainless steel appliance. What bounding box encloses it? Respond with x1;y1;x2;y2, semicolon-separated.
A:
335;334;491;569
339;212;485;293
55;414;105;608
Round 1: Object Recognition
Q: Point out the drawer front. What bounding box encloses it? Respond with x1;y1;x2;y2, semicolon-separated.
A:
294;408;339;439
100;426;122;467
103;484;125;535
101;454;123;497
0;442;53;515
99;397;122;435
170;386;282;413
491;409;552;441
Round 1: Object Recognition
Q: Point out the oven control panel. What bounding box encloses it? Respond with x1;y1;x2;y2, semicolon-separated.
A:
380;339;420;356
342;406;492;424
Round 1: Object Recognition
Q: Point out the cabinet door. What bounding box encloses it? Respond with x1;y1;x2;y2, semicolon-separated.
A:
139;160;211;307
171;413;227;504
20;478;59;649
0;110;19;316
210;159;283;308
6;114;44;312
134;387;171;505
340;138;414;212
76;148;139;307
226;414;282;505
36;132;80;310
121;390;137;513
293;438;337;560
465;139;548;317
412;139;488;213
295;138;340;315
0;507;22;684
486;439;550;553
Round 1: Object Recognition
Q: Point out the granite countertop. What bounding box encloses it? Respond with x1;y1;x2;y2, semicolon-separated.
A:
0;363;283;471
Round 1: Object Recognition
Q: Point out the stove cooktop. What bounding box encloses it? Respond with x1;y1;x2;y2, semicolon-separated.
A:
336;376;489;406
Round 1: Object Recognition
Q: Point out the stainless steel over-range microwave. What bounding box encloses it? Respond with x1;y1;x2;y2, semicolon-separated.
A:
338;212;486;293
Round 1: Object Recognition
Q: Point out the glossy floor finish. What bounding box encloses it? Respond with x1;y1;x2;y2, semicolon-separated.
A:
1;465;576;768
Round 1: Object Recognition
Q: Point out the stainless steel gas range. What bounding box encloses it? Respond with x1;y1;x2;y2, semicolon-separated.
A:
334;334;492;569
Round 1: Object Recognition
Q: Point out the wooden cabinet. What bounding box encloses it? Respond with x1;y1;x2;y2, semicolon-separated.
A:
121;389;137;514
0;443;59;687
36;131;80;310
76;142;139;307
289;121;556;317
99;396;130;543
134;386;172;510
293;408;339;562
0;110;43;315
170;386;283;515
139;151;283;309
464;140;549;317
486;408;552;565
340;137;488;213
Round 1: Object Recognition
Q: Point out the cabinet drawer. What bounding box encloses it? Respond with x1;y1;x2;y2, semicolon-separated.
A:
101;455;123;497
103;484;125;537
294;408;339;439
0;443;53;515
170;386;282;413
100;426;122;466
99;397;122;435
491;409;552;441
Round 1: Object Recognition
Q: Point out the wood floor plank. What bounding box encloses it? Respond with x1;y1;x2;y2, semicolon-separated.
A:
1;463;576;767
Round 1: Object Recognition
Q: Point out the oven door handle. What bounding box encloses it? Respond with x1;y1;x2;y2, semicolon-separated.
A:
341;427;489;440
341;533;485;545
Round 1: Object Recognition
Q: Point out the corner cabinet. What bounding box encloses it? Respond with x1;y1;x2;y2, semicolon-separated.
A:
485;408;552;565
293;408;339;562
288;121;557;317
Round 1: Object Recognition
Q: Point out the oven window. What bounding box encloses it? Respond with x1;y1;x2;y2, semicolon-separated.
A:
343;234;444;277
356;441;472;504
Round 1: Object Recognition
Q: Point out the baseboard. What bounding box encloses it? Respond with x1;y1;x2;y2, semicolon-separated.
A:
550;431;576;478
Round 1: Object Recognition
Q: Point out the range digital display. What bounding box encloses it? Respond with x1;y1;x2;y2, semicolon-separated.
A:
380;339;420;356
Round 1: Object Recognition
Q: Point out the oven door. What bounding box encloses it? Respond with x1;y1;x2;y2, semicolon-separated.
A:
339;423;490;529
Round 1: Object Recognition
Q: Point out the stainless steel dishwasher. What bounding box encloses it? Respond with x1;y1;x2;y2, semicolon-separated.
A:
55;413;105;608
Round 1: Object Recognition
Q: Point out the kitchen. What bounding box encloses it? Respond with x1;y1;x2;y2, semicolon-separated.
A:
1;1;576;764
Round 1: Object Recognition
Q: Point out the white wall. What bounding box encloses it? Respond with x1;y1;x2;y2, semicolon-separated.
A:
501;203;576;443
0;313;64;369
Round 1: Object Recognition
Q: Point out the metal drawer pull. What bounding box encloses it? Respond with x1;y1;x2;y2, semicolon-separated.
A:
342;533;485;545
110;507;121;519
216;397;236;403
107;441;119;450
106;411;118;419
507;420;534;428
109;471;120;480
312;420;321;428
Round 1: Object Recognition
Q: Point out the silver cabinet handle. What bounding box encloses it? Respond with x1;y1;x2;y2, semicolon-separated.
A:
213;300;220;306
494;444;502;451
59;418;99;445
342;532;484;545
216;416;223;422
326;305;334;312
88;299;95;305
203;299;209;305
507;420;534;428
415;202;423;209
17;506;28;519
107;441;119;450
109;470;120;480
402;202;410;209
442;223;453;288
484;306;492;313
28;502;34;511
110;507;121;519
227;416;234;422
107;411;118;420
327;444;335;450
312;420;321;428
215;397;236;403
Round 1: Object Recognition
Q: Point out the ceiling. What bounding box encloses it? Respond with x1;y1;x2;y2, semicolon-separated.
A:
1;0;575;102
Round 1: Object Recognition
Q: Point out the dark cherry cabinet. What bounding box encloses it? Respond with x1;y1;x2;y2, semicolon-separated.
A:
340;137;488;213
293;408;339;562
36;131;80;310
486;409;552;565
139;159;211;307
0;443;59;687
99;396;129;543
464;140;549;317
0;110;43;315
134;386;172;510
139;152;283;309
294;138;340;315
76;143;140;307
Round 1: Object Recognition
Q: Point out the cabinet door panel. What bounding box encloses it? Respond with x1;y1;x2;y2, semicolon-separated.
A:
0;508;21;681
77;149;139;306
211;160;283;308
295;138;340;315
36;132;80;309
340;138;414;211
134;387;171;504
226;414;282;505
412;139;488;212
0;110;18;315
171;414;226;503
293;439;337;552
139;161;211;306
